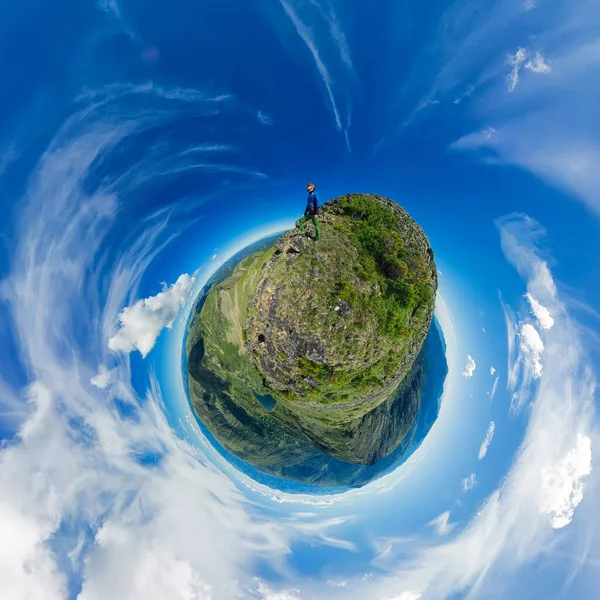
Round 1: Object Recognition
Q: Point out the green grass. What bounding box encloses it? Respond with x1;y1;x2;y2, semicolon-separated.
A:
199;249;275;398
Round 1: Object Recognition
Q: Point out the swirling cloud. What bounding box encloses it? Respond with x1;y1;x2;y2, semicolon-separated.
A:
0;3;598;600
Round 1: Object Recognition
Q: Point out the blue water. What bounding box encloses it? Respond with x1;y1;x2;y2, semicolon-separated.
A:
253;391;277;412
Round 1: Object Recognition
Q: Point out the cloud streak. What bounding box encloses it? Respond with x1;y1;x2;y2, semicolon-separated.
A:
478;421;496;460
278;0;343;131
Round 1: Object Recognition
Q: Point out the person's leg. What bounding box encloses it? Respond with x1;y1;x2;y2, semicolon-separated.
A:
298;214;307;233
312;216;321;240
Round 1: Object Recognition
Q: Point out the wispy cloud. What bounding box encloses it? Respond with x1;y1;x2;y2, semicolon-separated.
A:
462;472;477;491
278;0;342;131
507;48;550;91
478;421;496;460
98;0;121;19
308;0;354;73
525;52;551;73
276;0;354;151
507;48;528;92
490;366;496;375
446;1;600;216
0;142;19;177
74;81;232;106
449;127;496;152
257;110;273;126
429;511;457;536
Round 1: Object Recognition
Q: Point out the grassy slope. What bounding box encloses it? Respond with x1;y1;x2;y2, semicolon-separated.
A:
200;247;274;389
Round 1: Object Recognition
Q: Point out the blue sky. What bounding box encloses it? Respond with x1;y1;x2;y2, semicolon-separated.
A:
0;1;598;599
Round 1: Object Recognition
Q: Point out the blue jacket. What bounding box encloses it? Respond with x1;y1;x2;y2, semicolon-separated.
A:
305;191;319;216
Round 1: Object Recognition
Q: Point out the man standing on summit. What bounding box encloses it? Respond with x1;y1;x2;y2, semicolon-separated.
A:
297;182;321;241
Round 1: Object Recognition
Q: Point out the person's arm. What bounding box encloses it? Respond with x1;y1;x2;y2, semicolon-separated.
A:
313;192;319;215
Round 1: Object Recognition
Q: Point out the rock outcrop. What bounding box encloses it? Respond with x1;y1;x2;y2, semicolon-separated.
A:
244;194;437;416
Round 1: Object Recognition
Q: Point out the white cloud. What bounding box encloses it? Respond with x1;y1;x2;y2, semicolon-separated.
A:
256;579;302;599
108;274;195;358
462;355;476;378
462;472;477;491
508;47;527;92
525;293;555;330
257;111;273;126
490;366;496;375
540;434;593;529
321;3;354;72
525;52;551;73
0;142;19;177
478;421;496;460
98;0;122;19
489;376;499;402
90;364;118;389
429;511;456;536
453;122;600;216
0;88;359;600
519;323;544;379
449;127;496;152
508;48;551;91
385;593;421;600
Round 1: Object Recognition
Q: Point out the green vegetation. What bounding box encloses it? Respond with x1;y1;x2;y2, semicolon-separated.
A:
298;351;400;401
338;194;432;339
